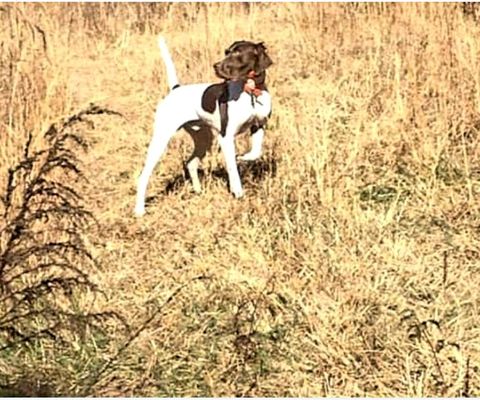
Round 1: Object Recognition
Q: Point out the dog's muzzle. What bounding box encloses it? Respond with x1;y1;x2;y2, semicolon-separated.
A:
214;61;229;80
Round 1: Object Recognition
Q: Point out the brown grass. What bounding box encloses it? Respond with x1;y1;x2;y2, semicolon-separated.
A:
1;2;480;397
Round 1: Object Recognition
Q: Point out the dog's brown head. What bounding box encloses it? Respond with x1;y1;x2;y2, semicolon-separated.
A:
213;40;272;81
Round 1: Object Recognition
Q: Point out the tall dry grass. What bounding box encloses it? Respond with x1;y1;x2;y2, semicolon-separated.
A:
0;2;479;396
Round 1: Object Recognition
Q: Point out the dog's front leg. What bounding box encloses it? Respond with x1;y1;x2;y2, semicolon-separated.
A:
238;126;264;161
218;132;243;198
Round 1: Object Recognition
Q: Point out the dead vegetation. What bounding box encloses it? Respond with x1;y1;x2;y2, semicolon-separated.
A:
0;2;479;397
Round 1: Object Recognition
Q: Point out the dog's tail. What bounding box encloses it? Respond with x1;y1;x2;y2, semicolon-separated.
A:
158;35;179;90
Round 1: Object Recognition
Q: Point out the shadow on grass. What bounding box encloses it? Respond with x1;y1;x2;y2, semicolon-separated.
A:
0;377;56;397
145;154;278;207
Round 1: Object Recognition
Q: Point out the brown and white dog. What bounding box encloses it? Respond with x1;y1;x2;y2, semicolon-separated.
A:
134;36;273;216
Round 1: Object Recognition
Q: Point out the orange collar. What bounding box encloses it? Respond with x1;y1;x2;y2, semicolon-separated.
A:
244;70;262;97
244;86;262;97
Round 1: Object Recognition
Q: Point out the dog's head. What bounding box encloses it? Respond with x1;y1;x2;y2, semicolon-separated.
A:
213;40;273;81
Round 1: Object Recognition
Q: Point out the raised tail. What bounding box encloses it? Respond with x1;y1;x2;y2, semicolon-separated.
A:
158;36;179;90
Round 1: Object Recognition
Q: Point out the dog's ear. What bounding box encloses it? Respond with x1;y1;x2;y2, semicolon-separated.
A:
254;42;273;73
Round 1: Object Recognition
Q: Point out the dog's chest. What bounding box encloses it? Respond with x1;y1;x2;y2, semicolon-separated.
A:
228;91;271;130
195;82;271;134
228;82;271;116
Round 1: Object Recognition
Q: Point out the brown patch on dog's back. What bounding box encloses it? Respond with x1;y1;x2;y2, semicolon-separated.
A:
201;82;228;113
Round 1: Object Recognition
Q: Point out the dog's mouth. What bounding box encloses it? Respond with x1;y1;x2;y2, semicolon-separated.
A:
213;62;225;79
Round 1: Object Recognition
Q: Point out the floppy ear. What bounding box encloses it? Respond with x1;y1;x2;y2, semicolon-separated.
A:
254;42;273;73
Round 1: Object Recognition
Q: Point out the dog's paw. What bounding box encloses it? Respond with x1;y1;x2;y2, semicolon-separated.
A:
134;206;146;217
232;189;244;199
191;182;202;194
237;151;261;162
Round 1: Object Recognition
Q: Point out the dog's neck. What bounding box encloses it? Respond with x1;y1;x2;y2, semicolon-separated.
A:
238;70;267;97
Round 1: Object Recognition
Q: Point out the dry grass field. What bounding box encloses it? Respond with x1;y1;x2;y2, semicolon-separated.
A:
1;2;480;397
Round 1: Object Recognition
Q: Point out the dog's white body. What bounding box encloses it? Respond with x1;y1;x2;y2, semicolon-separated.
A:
134;37;271;216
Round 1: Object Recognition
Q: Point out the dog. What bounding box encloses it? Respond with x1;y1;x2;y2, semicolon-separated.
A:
134;36;273;216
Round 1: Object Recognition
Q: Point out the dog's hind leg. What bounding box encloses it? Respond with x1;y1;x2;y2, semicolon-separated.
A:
184;122;214;194
134;109;180;217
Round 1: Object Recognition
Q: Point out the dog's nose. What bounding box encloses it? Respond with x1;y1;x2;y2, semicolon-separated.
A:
213;62;225;78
